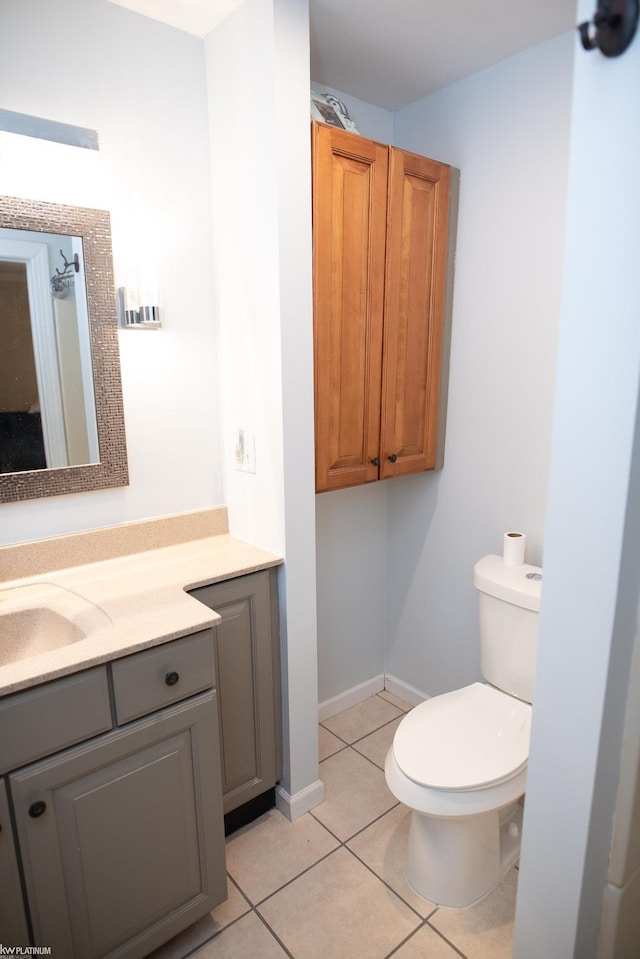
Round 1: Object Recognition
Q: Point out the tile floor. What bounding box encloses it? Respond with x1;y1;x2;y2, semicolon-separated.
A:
150;692;518;959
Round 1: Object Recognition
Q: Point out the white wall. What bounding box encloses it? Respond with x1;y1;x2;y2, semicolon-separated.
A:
316;484;388;702
386;33;574;696
0;0;223;545
206;0;321;813
513;6;640;954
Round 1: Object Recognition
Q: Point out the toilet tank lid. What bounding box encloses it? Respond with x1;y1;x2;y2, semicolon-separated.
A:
473;555;542;611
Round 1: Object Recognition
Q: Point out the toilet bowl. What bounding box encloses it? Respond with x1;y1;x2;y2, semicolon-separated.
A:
384;554;542;908
385;682;530;907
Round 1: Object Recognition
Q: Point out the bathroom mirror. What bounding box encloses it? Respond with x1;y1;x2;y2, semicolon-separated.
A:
0;195;128;503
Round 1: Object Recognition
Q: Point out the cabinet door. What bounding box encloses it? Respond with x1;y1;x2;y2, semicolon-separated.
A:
0;778;30;947
191;571;279;814
312;121;388;492
10;693;226;959
380;147;451;478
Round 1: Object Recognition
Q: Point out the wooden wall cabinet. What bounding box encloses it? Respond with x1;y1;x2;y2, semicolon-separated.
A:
312;121;454;493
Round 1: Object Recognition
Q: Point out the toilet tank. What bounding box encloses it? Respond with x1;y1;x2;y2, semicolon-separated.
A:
473;555;542;704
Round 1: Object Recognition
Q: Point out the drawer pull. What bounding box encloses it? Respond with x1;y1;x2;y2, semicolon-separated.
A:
164;671;180;687
28;801;47;818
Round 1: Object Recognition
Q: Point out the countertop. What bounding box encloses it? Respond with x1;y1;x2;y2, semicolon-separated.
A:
0;512;282;697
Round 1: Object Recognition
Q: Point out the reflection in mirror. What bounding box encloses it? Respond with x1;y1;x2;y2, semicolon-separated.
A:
0;196;128;503
0;228;98;473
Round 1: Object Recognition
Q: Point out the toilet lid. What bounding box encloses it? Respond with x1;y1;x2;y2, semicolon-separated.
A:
393;683;531;791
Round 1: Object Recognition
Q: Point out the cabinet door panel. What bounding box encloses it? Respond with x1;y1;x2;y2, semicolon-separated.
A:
381;148;451;478
0;778;30;946
10;693;226;959
216;598;259;792
313;122;388;491
192;571;277;813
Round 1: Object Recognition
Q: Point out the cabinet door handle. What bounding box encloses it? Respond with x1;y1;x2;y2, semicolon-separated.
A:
165;671;180;687
371;457;380;467
28;801;47;818
388;453;398;463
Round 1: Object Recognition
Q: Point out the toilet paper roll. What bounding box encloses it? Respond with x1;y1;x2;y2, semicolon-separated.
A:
503;532;526;566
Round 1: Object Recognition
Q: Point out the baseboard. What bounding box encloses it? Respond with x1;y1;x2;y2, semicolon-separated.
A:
318;674;385;721
276;779;325;821
383;674;429;707
317;673;429;721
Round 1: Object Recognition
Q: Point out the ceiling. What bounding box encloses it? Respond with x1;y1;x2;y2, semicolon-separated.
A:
108;0;577;111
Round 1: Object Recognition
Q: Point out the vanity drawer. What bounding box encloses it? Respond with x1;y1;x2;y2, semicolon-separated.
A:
111;630;215;724
0;667;112;773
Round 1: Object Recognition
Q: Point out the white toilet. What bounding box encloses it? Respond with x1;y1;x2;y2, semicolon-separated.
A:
385;554;542;908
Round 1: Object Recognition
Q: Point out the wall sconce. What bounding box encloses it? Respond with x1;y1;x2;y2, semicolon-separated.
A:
117;287;162;329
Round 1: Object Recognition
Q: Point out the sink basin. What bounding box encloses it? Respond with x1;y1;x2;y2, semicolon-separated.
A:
0;583;111;668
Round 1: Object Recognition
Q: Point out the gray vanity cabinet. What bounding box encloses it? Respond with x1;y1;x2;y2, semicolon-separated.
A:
191;569;282;814
0;778;30;945
11;694;224;959
0;630;227;958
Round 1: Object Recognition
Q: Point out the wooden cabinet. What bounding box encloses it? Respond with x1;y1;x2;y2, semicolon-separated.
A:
312;121;454;492
0;631;227;958
190;569;282;816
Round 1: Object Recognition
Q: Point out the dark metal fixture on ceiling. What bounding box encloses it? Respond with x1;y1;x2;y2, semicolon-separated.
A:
578;0;638;56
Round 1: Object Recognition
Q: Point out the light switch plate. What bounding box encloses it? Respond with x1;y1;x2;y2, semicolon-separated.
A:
235;429;256;473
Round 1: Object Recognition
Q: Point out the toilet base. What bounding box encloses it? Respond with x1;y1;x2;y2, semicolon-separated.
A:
405;801;523;908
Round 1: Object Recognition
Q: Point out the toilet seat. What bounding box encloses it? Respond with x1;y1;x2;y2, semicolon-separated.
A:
393;682;531;792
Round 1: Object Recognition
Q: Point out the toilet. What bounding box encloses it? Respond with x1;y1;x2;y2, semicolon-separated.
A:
385;553;542;908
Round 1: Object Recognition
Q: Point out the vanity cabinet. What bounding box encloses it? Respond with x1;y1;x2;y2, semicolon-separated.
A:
0;630;227;958
0;778;30;945
312;121;453;492
190;569;282;815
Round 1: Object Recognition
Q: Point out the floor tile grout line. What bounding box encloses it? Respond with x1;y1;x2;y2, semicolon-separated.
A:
231;833;431;958
318;741;350;762
382;917;471;959
308;794;443;925
237;844;342;910
383;920;431;959
319;737;398;780
343;843;429;922
351;741;393;774
178;874;254;957
308;807;349;845
425;919;473;959
341;794;403;841
356;717;402;744
190;872;298;959
319;711;404;750
308;788;402;847
253;907;297;959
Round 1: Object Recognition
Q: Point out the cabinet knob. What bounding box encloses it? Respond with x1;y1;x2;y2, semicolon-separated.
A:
388;453;398;463
371;457;380;467
165;671;180;687
28;801;47;818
